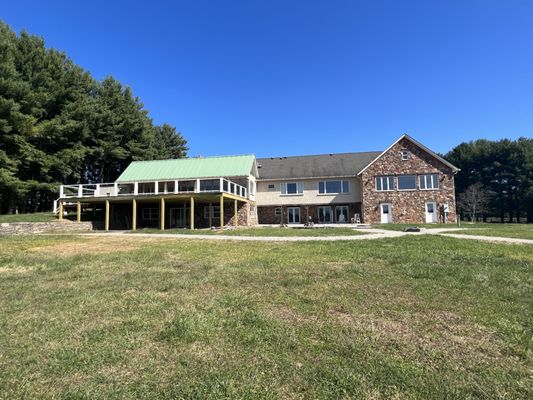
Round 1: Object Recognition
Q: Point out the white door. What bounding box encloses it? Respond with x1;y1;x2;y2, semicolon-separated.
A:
425;202;437;223
287;207;300;224
380;203;392;223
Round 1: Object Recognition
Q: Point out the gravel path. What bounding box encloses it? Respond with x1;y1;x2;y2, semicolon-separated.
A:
81;227;533;245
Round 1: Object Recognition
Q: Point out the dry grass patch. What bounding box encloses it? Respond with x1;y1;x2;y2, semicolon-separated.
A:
27;236;159;256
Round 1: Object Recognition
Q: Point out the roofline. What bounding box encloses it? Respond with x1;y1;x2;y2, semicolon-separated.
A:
357;134;460;176
256;151;381;161
128;154;256;164
257;174;360;182
116;175;251;183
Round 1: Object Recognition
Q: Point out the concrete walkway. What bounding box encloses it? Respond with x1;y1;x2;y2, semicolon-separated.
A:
81;227;533;245
85;229;405;242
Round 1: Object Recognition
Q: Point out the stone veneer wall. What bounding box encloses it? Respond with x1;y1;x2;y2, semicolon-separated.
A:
258;203;361;224
360;137;457;224
0;221;93;235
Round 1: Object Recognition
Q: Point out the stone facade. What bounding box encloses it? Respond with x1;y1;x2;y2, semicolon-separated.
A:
360;137;457;224
0;221;93;235
258;203;361;224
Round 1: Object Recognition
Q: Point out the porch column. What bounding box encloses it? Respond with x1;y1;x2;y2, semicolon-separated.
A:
132;199;137;231
190;197;195;230
105;200;110;231
208;202;212;227
76;201;81;223
220;195;224;229
160;198;165;230
58;201;63;222
234;199;238;227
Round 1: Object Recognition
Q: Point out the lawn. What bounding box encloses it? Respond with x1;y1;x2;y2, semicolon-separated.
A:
135;226;368;236
0;234;531;399
0;212;56;223
444;224;533;240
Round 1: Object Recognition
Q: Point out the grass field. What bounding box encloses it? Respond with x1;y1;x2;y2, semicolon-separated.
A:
0;212;56;223
0;234;531;399
444;224;533;240
135;226;368;236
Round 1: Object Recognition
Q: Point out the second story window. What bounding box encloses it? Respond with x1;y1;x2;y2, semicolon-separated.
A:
420;174;439;190
375;176;394;191
398;175;417;190
281;182;303;195
267;184;275;191
401;150;410;160
318;180;349;194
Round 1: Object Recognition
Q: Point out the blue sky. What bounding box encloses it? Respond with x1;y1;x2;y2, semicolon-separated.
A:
3;0;532;157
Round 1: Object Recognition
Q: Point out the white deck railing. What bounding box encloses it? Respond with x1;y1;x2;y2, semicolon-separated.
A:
60;178;248;200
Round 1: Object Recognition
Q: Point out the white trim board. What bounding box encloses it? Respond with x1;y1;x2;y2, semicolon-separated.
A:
357;134;460;176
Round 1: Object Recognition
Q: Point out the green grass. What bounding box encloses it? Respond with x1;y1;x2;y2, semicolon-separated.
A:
0;234;531;399
444;224;533;240
135;226;368;236
0;212;56;223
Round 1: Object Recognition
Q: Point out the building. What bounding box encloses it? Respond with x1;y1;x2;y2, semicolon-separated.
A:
57;134;459;229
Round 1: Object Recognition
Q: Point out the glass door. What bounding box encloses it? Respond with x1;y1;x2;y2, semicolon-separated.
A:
170;207;186;228
287;207;300;224
318;206;332;223
335;206;349;223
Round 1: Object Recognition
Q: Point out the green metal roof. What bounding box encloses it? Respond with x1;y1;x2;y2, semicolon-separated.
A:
116;155;255;182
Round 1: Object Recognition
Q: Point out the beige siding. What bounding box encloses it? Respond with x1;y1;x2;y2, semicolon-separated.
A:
256;178;361;206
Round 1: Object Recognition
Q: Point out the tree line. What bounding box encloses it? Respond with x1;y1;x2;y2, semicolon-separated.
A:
445;138;533;223
0;22;187;214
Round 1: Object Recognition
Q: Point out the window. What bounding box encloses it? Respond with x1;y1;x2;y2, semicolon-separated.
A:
401;150;410;160
250;205;256;215
375;176;394;191
398;175;417;190
203;205;220;219
268;184;275;191
200;179;220;192
318;206;332;223
281;182;303;195
274;207;282;216
318;180;350;194
420;174;439;190
142;208;159;220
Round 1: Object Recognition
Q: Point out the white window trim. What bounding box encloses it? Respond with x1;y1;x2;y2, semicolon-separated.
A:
419;174;440;191
375;176;395;192
397;175;417;191
280;182;304;196
401;150;410;160
274;207;282;216
317;180;350;195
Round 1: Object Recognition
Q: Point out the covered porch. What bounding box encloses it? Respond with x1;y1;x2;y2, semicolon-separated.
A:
57;193;251;231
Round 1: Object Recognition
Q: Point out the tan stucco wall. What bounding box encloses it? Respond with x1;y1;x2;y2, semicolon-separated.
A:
255;177;361;206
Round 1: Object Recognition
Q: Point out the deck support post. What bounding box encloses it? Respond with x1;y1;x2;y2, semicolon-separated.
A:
76;201;81;223
190;197;195;230
220;195;224;229
234;199;238;227
58;201;63;222
160;197;165;231
132;199;137;231
208;202;212;227
105;200;110;231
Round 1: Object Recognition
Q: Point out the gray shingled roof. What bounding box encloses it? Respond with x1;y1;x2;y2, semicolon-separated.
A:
256;151;381;180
